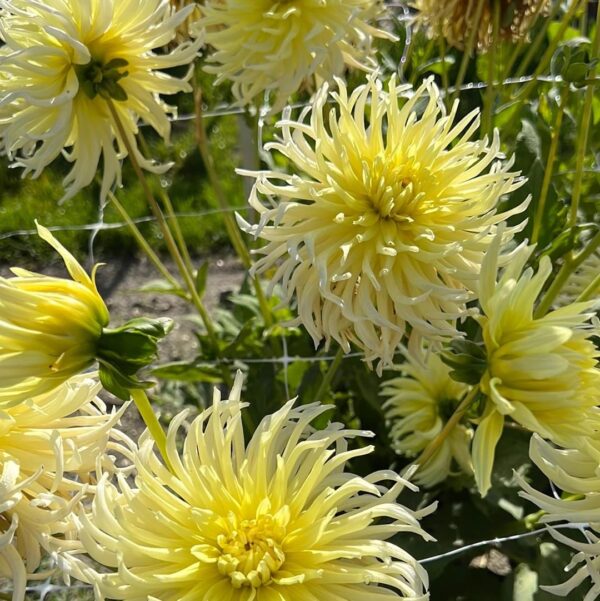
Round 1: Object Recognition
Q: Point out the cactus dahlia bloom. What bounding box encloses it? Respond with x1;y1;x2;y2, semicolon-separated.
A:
70;373;435;600
519;435;600;600
413;0;549;50
472;236;600;496
382;350;473;488
0;0;201;201
240;76;525;369
199;0;393;111
0;374;126;600
0;223;108;406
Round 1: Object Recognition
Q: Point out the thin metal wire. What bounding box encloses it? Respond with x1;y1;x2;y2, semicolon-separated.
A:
420;523;590;564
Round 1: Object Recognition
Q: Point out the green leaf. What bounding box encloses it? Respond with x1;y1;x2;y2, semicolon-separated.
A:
137;279;187;299
222;318;257;358
151;361;223;383
547;23;582;43
195;261;209;298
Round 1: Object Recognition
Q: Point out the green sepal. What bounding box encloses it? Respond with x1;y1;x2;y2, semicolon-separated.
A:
96;317;173;399
98;360;153;401
441;338;488;386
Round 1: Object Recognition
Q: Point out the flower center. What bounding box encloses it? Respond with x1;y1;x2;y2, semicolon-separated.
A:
217;514;286;589
364;159;422;223
75;57;129;101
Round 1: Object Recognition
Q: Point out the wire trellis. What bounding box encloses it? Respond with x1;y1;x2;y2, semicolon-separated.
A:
0;0;597;598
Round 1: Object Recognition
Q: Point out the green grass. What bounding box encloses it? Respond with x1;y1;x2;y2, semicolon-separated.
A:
0;72;246;265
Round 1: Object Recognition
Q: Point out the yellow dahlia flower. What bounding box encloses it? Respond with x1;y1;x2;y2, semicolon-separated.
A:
200;0;393;111
519;435;600;600
69;373;435;600
240;76;526;369
414;0;550;50
382;350;473;488
0;224;108;406
472;237;600;496
0;0;201;200
0;374;126;600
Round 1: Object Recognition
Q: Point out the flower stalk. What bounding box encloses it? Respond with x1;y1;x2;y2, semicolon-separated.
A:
568;0;600;230
193;87;274;329
535;230;600;317
412;386;480;475
531;85;569;244
107;100;233;386
451;0;487;102
107;189;181;291
481;0;501;138
313;346;345;405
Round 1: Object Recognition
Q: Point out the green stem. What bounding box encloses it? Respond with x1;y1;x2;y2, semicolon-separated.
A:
193;86;274;329
516;0;585;104
578;272;600;302
535;230;600;317
138;132;196;276
107;100;232;387
502;0;558;83
568;1;600;230
439;35;450;107
313;346;345;405
412;386;480;473
106;189;182;291
410;37;436;86
451;0;486;103
531;86;569;244
130;388;173;471
481;0;500;137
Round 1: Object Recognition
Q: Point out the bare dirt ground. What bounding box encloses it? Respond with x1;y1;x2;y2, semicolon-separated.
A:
96;253;246;362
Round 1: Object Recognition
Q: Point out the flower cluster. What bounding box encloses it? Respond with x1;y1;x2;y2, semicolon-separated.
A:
241;75;525;370
200;0;393;111
0;0;201;200
67;373;435;600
